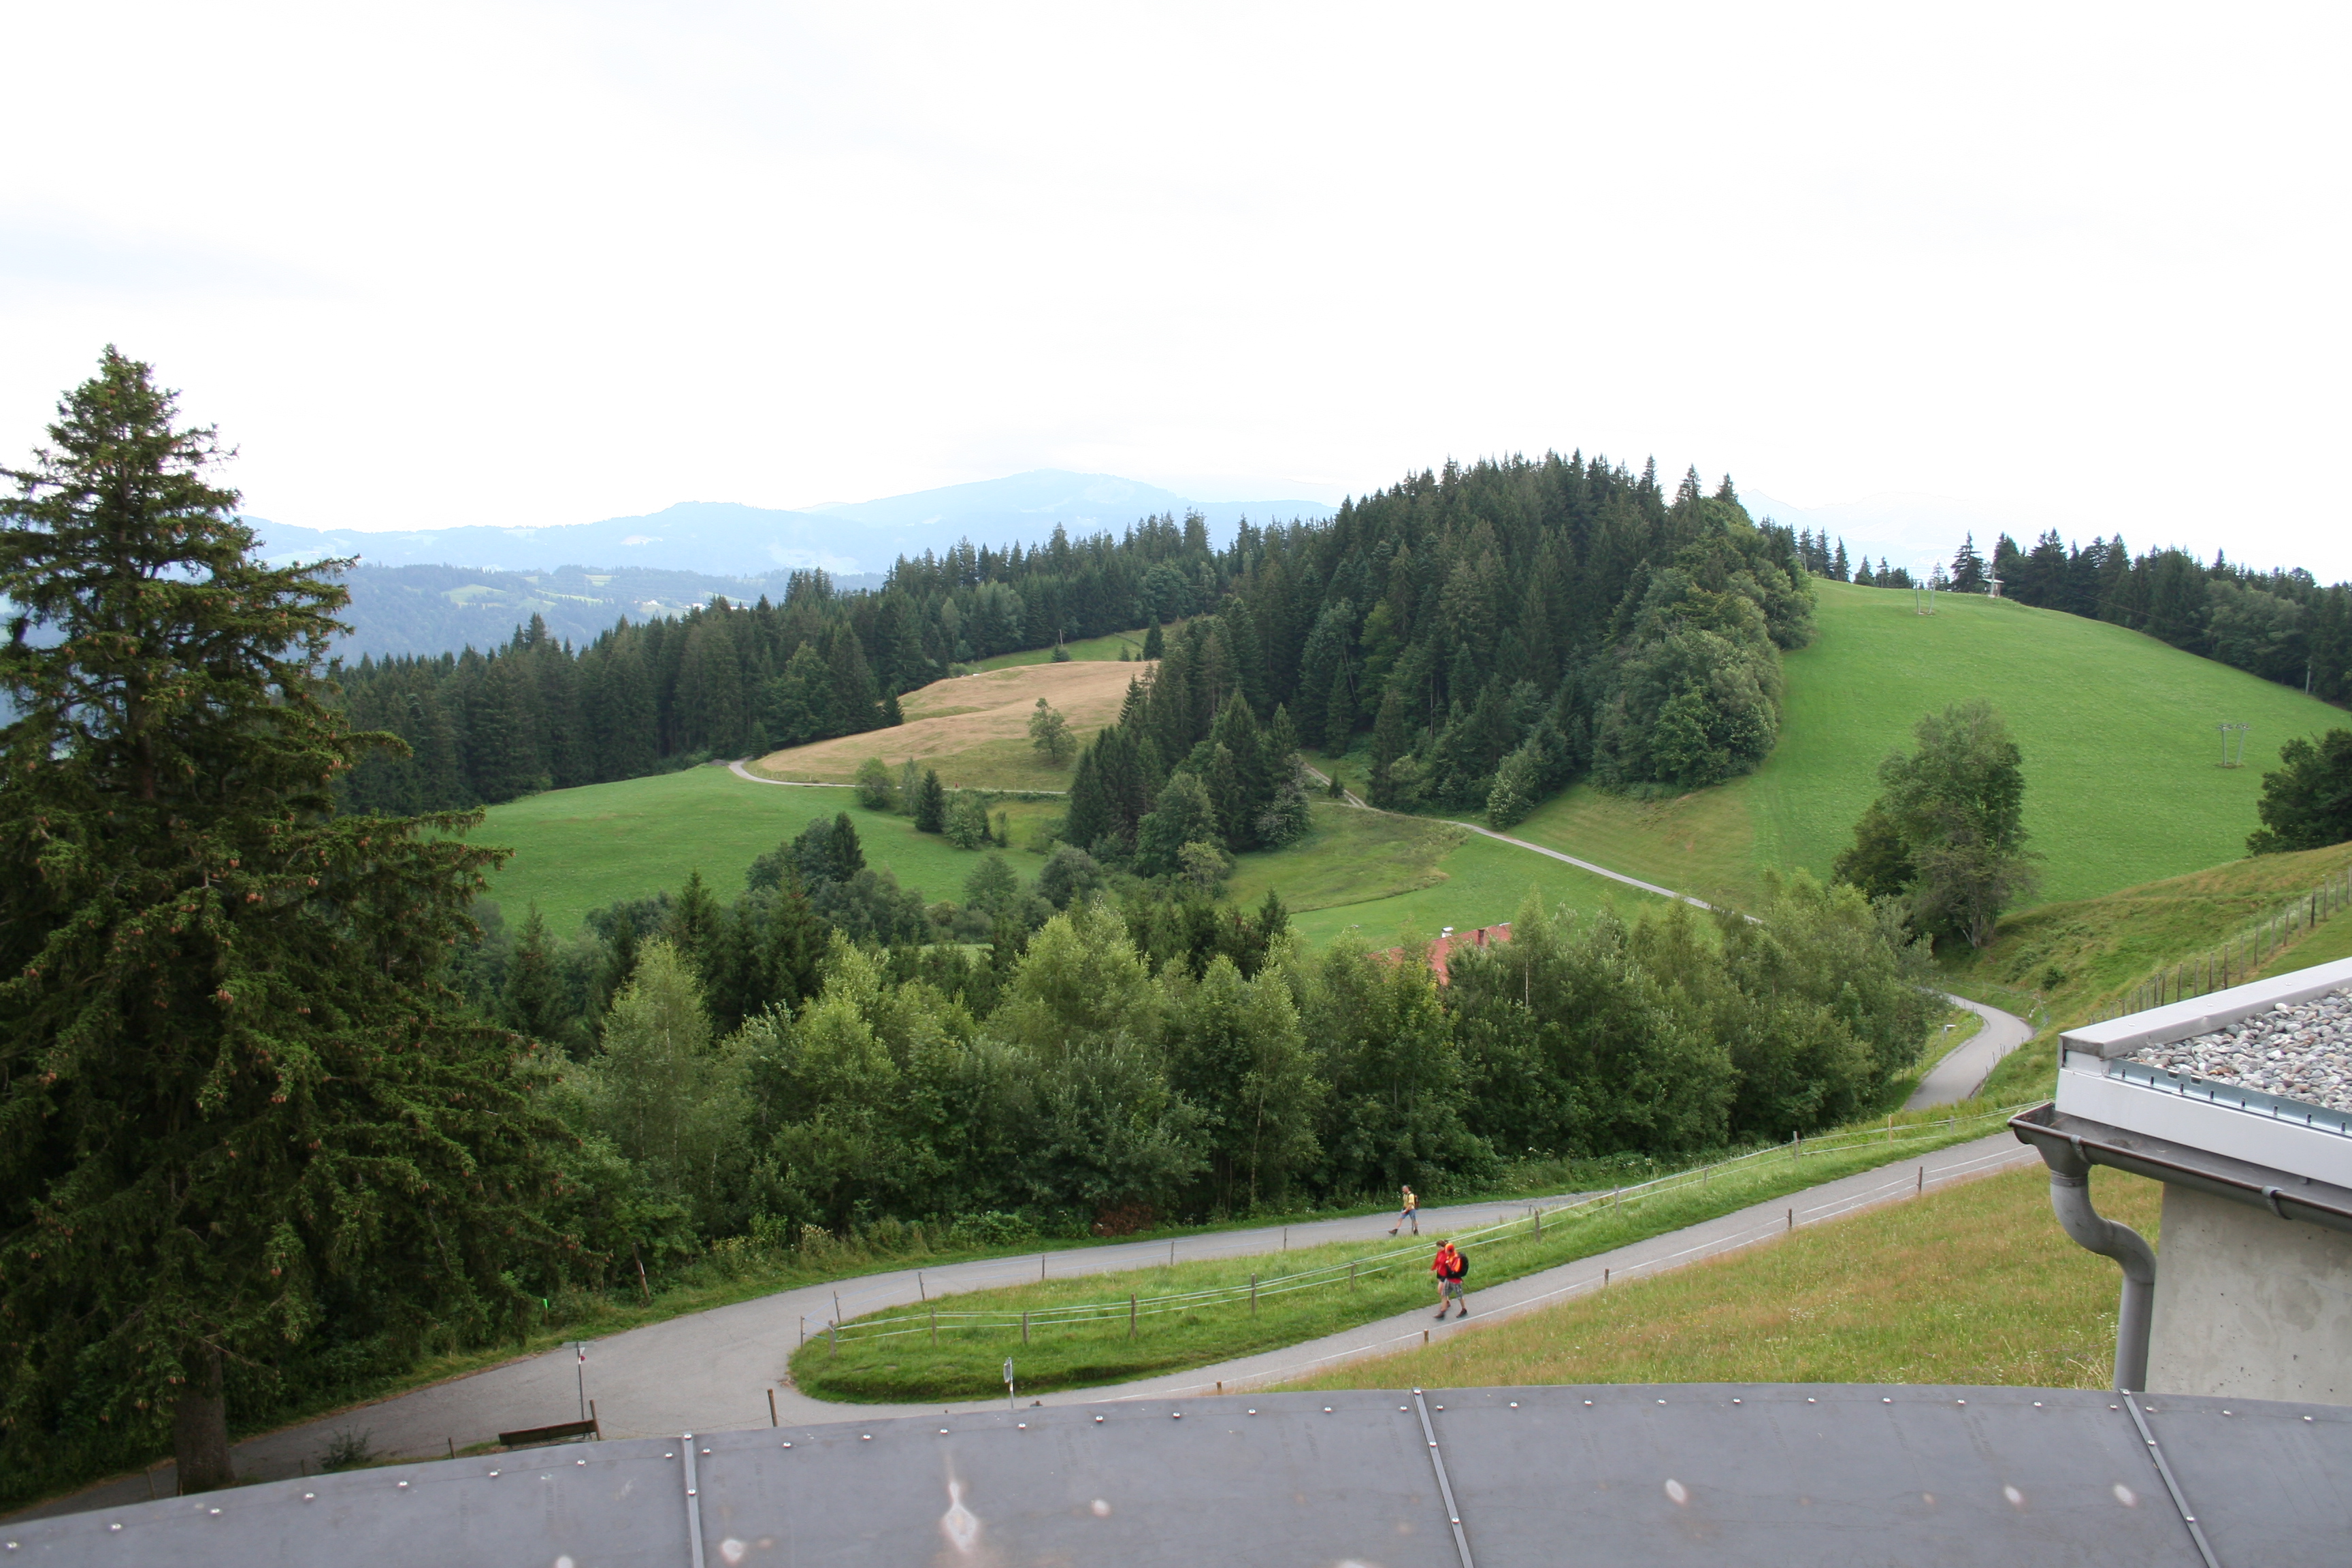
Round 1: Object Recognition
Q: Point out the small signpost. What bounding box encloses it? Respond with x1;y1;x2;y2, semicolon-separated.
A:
570;1341;593;1422
1003;1358;1017;1411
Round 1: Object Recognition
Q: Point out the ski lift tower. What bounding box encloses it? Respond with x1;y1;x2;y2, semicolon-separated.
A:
1911;557;1944;615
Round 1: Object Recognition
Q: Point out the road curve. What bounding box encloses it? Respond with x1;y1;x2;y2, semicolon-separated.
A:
1907;994;2037;1109
11;1190;1585;1518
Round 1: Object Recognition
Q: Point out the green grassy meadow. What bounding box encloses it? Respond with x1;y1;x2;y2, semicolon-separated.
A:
972;623;1160;669
1277;832;1669;947
1289;1160;2163;1394
472;768;1059;934
789;1111;2024;1402
1510;581;2345;912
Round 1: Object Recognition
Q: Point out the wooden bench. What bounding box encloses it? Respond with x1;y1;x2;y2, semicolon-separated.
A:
497;1417;601;1450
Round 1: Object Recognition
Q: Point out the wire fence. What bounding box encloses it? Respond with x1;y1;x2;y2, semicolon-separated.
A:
2092;862;2352;1023
814;1103;2037;1348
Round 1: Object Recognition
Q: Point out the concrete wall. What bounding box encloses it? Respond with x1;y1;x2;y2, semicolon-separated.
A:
2148;1183;2352;1405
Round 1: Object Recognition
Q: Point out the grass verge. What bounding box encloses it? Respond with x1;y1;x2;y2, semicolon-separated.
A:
787;1107;2028;1403
1284;1160;2161;1392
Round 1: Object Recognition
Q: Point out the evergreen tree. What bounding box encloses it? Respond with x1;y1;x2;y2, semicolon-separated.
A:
1141;619;1164;660
760;869;831;1011
914;767;947;832
504;906;563;1039
0;350;566;1492
1064;740;1111;851
668;868;723;969
1950;534;1989;594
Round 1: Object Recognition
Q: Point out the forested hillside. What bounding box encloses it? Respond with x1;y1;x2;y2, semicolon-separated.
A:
340;457;1818;835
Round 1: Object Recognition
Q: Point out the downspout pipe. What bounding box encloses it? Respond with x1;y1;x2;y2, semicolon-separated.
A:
2035;1138;2157;1391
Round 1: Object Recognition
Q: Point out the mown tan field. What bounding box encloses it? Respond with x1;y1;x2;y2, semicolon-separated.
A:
748;659;1146;791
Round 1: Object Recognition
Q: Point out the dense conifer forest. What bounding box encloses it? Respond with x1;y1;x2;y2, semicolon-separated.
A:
338;457;1824;825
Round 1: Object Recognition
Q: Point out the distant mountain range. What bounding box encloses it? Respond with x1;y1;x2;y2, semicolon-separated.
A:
247;470;1337;581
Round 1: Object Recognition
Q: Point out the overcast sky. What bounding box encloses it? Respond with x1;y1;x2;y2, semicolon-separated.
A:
5;3;2347;578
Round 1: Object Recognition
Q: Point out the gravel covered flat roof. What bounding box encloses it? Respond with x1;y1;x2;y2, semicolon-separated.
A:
2131;985;2352;1115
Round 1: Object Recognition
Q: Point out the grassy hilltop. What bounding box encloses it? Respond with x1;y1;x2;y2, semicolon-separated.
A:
1501;580;2345;912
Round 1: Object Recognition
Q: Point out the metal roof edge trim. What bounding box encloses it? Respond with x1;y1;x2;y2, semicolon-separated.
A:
2059;955;2352;1059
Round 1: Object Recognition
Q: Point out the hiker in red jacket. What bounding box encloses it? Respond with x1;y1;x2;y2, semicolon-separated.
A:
1431;1240;1468;1319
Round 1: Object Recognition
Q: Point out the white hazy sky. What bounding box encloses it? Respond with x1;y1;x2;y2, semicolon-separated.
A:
5;3;2347;577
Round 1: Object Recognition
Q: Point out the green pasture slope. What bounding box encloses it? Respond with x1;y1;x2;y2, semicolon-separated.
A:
1514;580;2347;913
971;623;1160;670
1226;802;1666;946
478;772;1657;944
472;767;1059;935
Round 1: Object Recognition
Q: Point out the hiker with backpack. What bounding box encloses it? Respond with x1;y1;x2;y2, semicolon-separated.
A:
1431;1240;1469;1318
1390;1184;1419;1237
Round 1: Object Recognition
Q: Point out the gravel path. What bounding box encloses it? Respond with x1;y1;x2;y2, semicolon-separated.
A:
2132;985;2352;1113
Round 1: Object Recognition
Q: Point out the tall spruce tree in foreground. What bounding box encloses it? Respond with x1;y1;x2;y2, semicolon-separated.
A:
0;351;567;1494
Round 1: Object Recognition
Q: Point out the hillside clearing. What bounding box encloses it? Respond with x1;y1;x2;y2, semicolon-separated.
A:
1503;580;2345;912
747;659;1140;792
1287;1160;2161;1392
1226;803;1464;913
472;769;1058;935
973;623;1162;669
1279;830;1672;947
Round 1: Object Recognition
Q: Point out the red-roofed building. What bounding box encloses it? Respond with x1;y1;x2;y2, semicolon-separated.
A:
1383;922;1512;986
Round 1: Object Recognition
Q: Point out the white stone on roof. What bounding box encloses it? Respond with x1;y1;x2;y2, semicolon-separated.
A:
2132;985;2352;1115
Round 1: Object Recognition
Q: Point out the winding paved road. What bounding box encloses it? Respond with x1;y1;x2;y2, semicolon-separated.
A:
12;766;2042;1522
1907;993;2036;1109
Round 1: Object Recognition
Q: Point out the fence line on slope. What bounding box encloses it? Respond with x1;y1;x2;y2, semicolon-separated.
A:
817;1104;2035;1344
